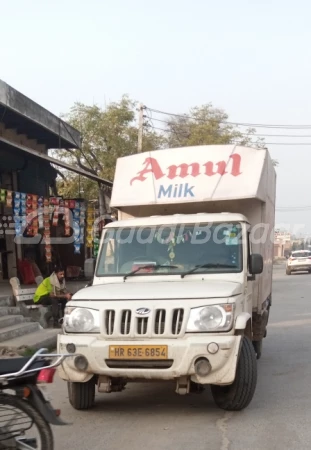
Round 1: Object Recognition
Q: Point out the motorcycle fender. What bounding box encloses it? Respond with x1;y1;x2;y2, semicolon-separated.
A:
28;386;70;426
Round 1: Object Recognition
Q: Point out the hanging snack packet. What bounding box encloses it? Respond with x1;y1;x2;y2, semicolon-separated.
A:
73;209;80;219
6;191;13;208
15;224;22;237
52;206;59;226
0;189;6;203
65;225;71;236
38;216;44;229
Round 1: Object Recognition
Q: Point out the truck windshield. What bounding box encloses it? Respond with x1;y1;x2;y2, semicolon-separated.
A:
96;222;243;277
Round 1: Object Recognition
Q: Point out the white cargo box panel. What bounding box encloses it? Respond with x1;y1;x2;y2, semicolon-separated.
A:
111;145;269;208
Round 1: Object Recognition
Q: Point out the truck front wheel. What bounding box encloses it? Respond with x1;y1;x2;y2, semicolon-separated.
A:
211;336;257;411
68;377;95;410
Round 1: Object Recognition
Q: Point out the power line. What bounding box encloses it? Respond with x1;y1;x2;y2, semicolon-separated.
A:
146;106;311;130
145;111;311;210
149;125;311;146
147;118;311;138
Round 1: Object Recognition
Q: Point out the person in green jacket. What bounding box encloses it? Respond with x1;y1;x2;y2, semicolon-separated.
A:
33;266;72;327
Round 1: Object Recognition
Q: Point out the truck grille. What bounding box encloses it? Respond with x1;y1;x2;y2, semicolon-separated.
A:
137;317;148;335
105;310;115;335
103;308;185;338
121;310;131;335
154;309;166;335
172;308;184;335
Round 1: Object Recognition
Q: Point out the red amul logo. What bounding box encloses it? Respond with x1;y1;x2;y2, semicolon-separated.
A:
129;154;242;199
130;154;242;185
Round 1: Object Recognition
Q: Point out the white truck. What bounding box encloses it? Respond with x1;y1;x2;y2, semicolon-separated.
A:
57;144;276;412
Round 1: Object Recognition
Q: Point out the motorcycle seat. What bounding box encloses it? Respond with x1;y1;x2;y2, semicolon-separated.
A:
0;357;46;376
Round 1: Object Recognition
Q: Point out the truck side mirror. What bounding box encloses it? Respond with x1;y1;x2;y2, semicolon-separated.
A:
249;254;263;275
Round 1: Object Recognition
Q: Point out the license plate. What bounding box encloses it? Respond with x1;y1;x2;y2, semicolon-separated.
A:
109;345;168;360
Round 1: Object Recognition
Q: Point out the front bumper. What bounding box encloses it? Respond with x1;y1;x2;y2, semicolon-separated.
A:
288;264;311;271
57;334;242;386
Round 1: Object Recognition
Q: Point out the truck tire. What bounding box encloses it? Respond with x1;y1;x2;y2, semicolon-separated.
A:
211;336;257;411
68;377;95;410
252;339;262;360
286;268;291;275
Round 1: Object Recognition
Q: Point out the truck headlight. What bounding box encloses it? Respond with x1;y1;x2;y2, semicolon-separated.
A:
186;304;234;332
64;307;100;333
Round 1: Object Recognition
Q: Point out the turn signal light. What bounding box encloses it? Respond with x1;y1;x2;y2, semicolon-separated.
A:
37;368;56;384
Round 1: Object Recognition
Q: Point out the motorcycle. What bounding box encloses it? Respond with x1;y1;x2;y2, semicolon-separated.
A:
0;348;71;450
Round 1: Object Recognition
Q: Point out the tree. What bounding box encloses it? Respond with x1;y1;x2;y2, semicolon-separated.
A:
146;103;278;166
56;96;164;200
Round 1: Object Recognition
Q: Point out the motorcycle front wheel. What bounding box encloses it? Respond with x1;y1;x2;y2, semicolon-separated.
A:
0;393;53;450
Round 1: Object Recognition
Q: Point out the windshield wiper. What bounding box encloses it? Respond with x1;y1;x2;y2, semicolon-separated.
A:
123;264;178;281
181;263;237;278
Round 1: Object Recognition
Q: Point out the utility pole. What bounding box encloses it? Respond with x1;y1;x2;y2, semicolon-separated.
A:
137;103;144;153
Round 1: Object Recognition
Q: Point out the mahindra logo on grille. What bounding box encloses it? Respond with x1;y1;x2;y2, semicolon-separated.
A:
136;308;151;315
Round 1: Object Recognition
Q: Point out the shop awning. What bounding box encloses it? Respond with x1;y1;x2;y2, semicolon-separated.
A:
0;136;112;188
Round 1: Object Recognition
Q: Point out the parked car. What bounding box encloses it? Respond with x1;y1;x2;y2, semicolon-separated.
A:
286;250;311;275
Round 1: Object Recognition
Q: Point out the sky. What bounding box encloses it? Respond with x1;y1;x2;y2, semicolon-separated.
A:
1;0;311;235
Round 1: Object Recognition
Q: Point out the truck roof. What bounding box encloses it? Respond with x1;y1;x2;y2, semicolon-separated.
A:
104;212;250;228
111;144;275;210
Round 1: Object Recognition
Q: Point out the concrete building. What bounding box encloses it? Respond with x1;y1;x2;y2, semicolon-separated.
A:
274;230;292;258
0;79;112;281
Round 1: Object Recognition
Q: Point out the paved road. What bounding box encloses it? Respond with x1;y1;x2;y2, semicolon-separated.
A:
51;265;311;449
